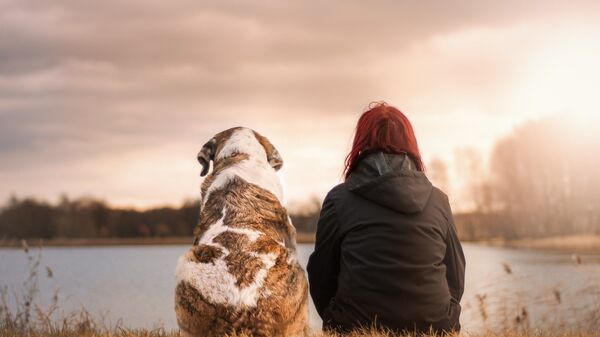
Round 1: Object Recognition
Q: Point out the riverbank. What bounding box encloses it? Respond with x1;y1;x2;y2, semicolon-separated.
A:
0;232;317;248
2;240;599;336
481;234;600;253
1;233;599;253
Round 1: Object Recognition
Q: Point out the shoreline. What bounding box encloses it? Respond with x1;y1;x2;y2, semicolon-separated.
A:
0;232;317;248
479;234;600;254
1;233;598;253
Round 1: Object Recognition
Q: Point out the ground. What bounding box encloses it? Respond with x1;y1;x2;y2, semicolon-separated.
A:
482;234;600;253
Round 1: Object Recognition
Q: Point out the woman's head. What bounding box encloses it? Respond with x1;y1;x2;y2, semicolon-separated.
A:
343;102;424;179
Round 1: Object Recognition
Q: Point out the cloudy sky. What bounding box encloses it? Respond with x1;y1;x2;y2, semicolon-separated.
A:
1;0;600;210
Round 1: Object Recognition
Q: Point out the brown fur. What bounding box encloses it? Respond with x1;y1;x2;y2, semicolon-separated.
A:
193;153;249;240
192;244;224;264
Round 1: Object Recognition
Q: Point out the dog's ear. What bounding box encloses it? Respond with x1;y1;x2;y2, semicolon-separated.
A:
253;131;283;171
197;138;217;176
268;147;283;171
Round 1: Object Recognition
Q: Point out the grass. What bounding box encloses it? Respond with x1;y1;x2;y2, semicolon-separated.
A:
1;241;599;337
2;325;600;337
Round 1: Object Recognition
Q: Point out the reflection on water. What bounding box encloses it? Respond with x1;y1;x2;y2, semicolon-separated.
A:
0;243;598;332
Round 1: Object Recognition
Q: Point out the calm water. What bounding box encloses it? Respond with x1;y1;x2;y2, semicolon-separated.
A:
1;243;599;332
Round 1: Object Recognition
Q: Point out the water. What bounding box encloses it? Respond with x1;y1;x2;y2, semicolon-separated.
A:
1;243;599;332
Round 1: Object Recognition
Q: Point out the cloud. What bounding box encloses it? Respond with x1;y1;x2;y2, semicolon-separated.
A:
1;0;600;206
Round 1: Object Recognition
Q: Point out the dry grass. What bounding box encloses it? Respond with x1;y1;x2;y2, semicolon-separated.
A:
1;326;600;337
0;328;178;337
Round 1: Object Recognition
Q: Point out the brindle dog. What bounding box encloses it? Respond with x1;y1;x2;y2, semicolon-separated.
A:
175;127;308;337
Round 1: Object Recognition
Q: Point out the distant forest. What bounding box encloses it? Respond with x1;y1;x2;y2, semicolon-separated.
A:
0;196;321;240
452;116;600;240
1;116;599;241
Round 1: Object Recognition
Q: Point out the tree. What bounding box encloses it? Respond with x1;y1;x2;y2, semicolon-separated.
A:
489;116;600;236
428;157;450;194
454;148;494;213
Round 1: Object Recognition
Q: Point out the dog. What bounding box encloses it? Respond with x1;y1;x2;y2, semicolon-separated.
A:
175;127;308;337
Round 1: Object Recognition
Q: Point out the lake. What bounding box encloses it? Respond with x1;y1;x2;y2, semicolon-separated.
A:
1;243;599;333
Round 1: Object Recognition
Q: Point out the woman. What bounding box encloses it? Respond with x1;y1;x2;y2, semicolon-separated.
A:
307;102;465;333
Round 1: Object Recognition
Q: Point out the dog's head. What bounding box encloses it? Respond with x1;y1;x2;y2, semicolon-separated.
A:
197;127;283;176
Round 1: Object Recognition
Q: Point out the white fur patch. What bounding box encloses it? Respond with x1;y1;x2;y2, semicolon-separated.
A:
203;129;283;207
216;128;266;162
197;208;263;245
175;209;277;308
176;252;277;308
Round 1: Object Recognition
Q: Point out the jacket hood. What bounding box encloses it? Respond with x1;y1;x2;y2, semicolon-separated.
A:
346;151;433;214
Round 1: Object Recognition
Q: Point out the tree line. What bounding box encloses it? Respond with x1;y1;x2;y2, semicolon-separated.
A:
0;195;320;240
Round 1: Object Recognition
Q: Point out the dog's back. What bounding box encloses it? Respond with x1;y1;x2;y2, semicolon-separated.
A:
175;128;308;337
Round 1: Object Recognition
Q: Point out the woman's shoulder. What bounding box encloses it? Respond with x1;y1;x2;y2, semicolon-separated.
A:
324;182;350;202
428;186;454;225
317;183;353;214
430;186;449;203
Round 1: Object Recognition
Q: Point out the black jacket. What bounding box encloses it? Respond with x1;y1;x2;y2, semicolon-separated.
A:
307;152;465;333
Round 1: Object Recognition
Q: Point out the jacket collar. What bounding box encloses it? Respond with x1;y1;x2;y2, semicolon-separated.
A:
346;151;433;213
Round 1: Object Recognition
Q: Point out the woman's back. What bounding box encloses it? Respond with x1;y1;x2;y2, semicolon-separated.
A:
307;152;464;333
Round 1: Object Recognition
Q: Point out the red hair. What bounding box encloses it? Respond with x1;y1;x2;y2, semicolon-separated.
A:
343;102;424;179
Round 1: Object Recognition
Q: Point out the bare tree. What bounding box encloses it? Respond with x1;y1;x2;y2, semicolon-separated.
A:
489;116;600;237
428;157;450;194
454;148;494;213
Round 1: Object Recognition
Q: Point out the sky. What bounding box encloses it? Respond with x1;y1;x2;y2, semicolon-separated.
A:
1;0;600;210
